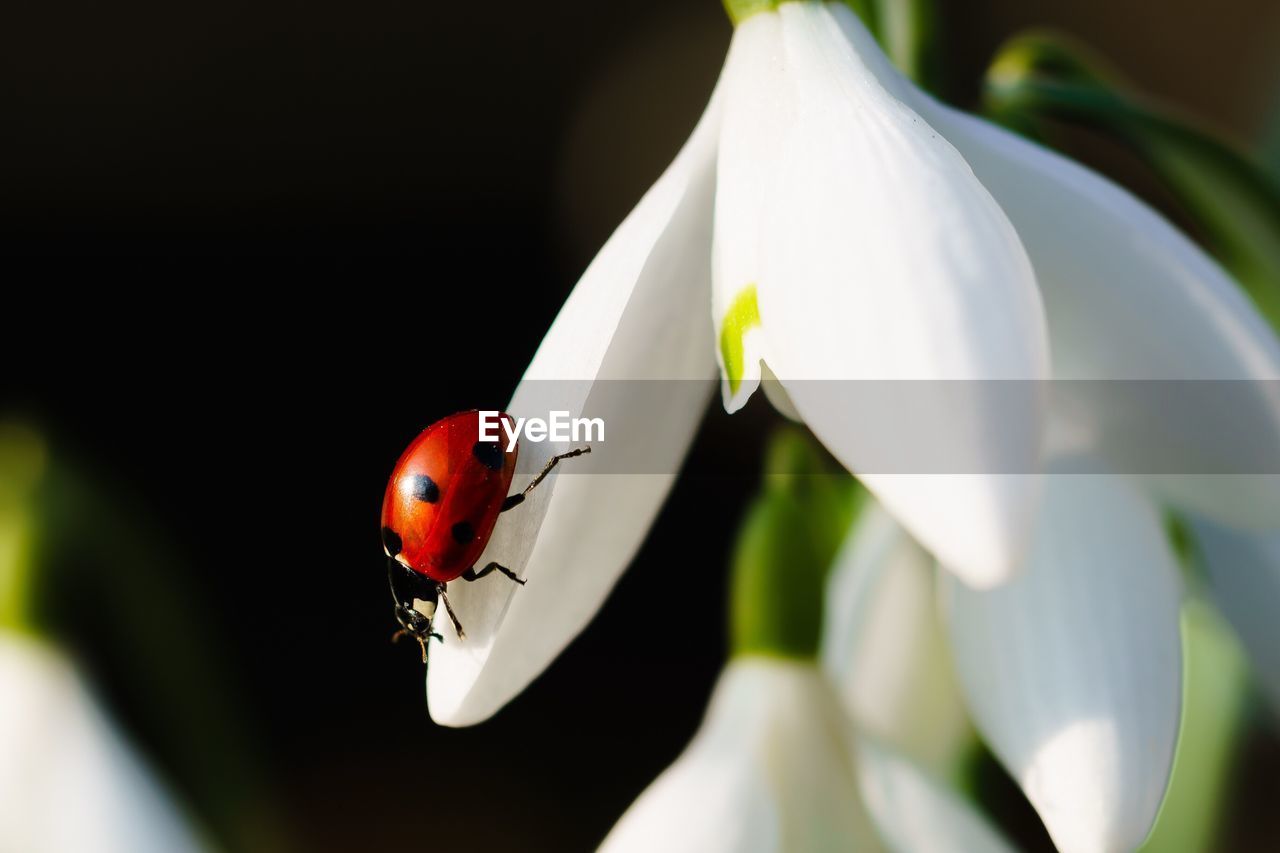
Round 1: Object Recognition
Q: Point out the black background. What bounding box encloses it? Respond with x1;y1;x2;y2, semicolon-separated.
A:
2;0;1279;850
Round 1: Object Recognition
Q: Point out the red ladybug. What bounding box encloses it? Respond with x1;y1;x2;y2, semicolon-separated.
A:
381;410;589;661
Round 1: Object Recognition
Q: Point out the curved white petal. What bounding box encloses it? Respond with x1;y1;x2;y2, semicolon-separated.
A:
759;2;1048;587
905;74;1280;528
942;458;1183;853
712;12;787;411
1190;519;1280;717
427;83;722;725
822;501;971;776
600;658;881;853
0;635;205;853
857;737;1015;853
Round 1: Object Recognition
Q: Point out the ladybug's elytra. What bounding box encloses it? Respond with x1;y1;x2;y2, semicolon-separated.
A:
381;410;589;662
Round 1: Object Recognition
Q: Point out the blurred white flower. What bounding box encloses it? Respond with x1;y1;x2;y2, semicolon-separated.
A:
597;656;1013;853
828;459;1184;853
425;0;1280;726
0;634;207;853
821;499;973;779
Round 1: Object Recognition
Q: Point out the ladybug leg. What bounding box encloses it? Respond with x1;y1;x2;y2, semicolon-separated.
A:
436;583;466;640
501;446;592;512
462;562;526;585
391;628;438;664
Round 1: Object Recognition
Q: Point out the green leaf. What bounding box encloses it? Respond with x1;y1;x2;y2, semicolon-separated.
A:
1139;599;1248;853
729;428;864;660
983;32;1280;330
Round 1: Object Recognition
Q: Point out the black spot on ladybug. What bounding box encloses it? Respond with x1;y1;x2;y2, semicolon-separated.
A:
451;521;475;545
382;526;403;556
472;440;505;471
411;474;440;503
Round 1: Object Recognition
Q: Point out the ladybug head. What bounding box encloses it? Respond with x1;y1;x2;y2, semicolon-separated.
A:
392;601;440;663
389;566;441;663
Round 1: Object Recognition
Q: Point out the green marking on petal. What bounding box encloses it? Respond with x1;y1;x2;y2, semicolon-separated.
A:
719;284;762;396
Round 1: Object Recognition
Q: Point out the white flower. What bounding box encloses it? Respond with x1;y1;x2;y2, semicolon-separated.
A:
0;634;207;853
597;656;1013;853
827;461;1184;853
425;0;1280;726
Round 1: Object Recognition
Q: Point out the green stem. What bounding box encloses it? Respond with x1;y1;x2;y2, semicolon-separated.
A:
729;428;863;659
723;0;875;30
868;0;941;94
984;32;1280;328
0;422;47;635
0;506;37;634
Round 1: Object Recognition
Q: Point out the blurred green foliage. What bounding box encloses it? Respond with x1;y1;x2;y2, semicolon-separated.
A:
1;419;289;853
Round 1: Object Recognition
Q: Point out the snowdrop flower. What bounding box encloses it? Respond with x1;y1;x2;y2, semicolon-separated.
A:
827;464;1185;853
598;656;1015;853
601;431;1014;853
598;657;882;853
425;0;1280;726
0;634;207;853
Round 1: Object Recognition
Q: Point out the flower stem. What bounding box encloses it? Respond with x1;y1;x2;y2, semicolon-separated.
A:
984;32;1280;328
0;422;46;635
729;428;863;660
723;0;874;28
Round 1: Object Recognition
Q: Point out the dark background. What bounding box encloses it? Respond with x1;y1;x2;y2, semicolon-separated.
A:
2;0;1279;850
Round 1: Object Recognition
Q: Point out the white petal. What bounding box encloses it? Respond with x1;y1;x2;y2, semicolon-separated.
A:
1190;518;1280;717
712;12;788;411
826;1;1280;528
761;3;1049;587
427;82;721;725
857;737;1015;853
822;501;971;776
0;635;206;853
943;459;1183;853
910;82;1280;528
600;658;881;853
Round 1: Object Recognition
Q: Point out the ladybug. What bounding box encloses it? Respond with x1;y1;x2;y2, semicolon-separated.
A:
381;410;589;662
